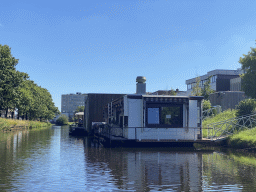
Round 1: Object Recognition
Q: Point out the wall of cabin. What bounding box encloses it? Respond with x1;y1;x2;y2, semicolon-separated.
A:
127;98;143;139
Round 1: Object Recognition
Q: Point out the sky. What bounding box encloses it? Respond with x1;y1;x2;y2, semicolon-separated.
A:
1;0;256;111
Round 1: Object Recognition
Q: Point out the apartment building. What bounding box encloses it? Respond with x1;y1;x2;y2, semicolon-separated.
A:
61;92;87;119
185;69;243;95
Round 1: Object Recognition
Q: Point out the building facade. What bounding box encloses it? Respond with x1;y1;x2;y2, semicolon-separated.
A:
209;91;247;111
185;69;243;95
230;77;242;91
61;92;87;119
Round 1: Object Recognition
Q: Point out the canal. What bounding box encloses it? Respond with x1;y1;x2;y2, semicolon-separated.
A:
1;125;256;191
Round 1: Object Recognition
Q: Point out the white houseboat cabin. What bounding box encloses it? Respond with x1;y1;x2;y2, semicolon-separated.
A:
102;76;204;142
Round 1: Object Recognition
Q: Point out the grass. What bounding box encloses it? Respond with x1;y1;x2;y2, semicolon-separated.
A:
202;109;256;149
227;127;256;148
0;118;51;131
202;109;237;138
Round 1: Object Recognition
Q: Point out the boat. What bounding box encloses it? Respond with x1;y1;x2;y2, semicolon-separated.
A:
69;123;87;136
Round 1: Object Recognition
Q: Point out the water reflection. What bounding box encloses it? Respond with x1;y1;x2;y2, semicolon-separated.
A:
1;126;256;191
202;151;256;191
0;127;54;191
84;141;207;191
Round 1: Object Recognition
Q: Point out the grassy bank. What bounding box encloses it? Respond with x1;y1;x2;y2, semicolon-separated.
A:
227;127;256;149
202;109;237;138
0;118;51;131
202;109;256;149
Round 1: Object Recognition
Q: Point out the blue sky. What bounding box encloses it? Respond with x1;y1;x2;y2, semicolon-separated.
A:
1;0;256;111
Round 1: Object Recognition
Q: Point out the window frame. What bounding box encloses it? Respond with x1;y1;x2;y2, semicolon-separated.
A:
145;103;183;128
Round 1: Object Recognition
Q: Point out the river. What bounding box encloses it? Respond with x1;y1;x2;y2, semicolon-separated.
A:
0;125;256;191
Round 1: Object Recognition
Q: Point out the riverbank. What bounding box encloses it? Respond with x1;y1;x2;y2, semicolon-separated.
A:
0;118;51;132
227;127;256;149
202;109;256;149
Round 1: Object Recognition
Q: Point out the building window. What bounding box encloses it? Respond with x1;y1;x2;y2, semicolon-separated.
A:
211;75;216;83
146;104;183;128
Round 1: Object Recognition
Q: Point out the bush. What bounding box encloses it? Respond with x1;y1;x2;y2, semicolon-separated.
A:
202;100;211;111
202;100;217;117
56;115;68;125
236;99;256;117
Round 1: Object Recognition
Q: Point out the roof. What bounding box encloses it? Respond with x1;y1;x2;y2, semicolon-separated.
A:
75;112;84;116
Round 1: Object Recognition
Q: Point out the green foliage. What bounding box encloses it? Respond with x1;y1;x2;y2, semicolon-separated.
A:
0;118;51;131
0;44;59;121
191;76;202;96
236;99;256;117
202;100;216;118
56;115;68;125
75;106;85;113
239;45;256;98
0;45;27;116
202;100;211;111
201;76;214;100
202;109;237;137
227;127;256;148
17;80;60;121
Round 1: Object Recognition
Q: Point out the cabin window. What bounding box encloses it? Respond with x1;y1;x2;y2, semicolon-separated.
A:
148;108;160;124
146;104;183;128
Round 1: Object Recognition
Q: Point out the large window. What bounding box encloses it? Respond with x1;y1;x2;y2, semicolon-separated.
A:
146;104;183;128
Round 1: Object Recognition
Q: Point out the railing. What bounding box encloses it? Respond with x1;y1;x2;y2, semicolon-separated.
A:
205;113;256;140
202;105;222;120
93;126;211;141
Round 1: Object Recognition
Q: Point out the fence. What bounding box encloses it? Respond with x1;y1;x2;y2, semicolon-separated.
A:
94;126;205;141
205;113;256;140
202;105;222;120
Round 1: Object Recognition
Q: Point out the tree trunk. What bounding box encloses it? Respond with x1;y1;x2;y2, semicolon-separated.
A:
5;107;8;118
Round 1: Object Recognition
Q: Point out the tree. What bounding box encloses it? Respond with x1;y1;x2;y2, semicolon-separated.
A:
239;45;256;98
202;99;212;111
191;76;202;96
16;79;60;121
201;76;214;100
0;45;26;117
0;44;59;120
75;106;85;113
236;99;256;117
56;115;68;125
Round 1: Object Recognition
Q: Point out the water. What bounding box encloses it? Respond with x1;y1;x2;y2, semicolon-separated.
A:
1;125;256;191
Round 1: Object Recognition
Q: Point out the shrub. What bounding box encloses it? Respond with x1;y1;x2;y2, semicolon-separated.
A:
236;99;256;117
56;115;68;125
202;100;211;111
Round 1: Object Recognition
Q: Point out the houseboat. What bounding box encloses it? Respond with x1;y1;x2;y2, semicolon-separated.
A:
95;76;204;147
69;112;87;136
